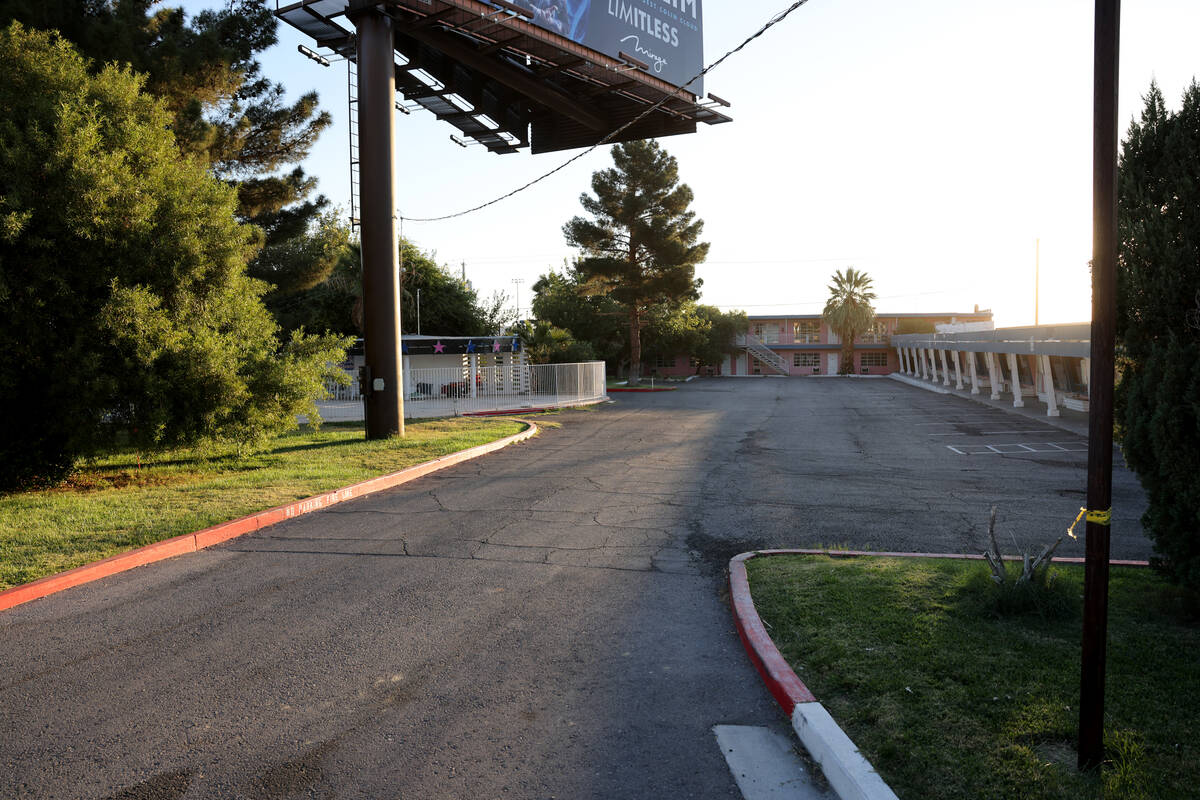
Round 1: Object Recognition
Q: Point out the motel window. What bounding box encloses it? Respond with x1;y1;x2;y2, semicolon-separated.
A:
793;320;820;343
860;352;889;367
861;321;888;343
654;355;676;368
793;352;820;367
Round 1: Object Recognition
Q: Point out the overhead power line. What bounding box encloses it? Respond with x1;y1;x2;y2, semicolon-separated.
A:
399;0;812;224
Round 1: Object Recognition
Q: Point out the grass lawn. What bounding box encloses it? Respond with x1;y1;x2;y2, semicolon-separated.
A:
0;418;526;591
747;555;1200;800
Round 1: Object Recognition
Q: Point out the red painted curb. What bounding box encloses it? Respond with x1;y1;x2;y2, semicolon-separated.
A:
729;547;1152;720
0;422;539;613
729;552;817;714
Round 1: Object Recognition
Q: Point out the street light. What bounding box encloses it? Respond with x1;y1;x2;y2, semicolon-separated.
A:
511;277;524;324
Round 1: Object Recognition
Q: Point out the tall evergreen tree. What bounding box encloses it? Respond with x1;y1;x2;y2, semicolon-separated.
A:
0;1;342;302
1116;81;1200;590
821;268;877;374
563;140;708;384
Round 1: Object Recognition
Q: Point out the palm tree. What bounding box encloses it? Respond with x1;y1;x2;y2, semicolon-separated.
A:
822;268;877;374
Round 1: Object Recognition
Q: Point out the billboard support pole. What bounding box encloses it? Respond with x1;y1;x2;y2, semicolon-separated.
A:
352;5;404;438
1078;0;1119;771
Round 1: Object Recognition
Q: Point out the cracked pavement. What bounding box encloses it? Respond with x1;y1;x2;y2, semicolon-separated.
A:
0;378;1151;799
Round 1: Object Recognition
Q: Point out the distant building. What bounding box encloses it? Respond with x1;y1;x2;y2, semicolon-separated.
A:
648;310;995;378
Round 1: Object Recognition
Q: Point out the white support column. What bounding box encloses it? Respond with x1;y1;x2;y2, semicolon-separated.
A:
953;351;965;390
927;348;937;381
968;351;981;394
469;353;478;398
985;352;1002;400
939;349;952;386
1040;355;1060;416
898;347;908;374
913;348;923;378
1006;352;1024;407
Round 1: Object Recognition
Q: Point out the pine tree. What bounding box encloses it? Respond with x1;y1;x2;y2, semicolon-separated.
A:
1116;81;1200;590
563;140;708;384
0;1;342;303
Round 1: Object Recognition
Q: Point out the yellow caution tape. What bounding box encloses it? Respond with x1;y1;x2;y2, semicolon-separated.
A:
1068;507;1112;538
1067;507;1086;539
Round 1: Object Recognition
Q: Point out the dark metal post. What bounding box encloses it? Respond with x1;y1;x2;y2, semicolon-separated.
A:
1079;0;1119;771
352;6;404;438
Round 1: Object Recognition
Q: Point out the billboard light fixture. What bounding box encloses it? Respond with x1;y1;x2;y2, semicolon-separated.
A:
486;0;533;21
706;93;731;108
449;134;470;148
297;44;330;67
616;51;650;72
395;102;412;115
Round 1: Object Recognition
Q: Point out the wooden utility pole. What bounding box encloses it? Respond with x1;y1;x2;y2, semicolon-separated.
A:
1079;0;1119;771
351;3;405;438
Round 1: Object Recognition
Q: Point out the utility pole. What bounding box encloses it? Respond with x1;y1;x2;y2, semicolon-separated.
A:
1079;0;1119;771
350;2;404;438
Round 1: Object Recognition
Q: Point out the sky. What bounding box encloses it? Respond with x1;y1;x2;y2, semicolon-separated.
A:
181;0;1200;327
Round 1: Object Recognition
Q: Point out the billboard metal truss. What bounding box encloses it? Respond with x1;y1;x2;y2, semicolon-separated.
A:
275;0;730;154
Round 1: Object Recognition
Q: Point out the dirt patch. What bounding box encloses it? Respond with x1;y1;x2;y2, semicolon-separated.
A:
103;769;193;800
251;740;337;800
686;528;766;576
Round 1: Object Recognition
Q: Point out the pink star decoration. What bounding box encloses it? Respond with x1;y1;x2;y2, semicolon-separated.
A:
433;341;445;353
492;340;502;353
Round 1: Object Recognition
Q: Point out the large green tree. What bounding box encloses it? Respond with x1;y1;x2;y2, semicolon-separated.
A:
564;140;709;384
274;239;513;338
532;268;627;367
1116;81;1200;590
0;24;348;489
0;1;343;307
822;268;877;375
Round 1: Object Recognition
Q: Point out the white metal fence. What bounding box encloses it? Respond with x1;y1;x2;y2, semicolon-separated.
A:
313;361;608;422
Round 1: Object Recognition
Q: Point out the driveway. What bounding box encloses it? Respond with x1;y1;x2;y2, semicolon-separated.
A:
0;378;1152;798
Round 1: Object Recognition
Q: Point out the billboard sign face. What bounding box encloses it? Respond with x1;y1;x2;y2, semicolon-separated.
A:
512;0;704;93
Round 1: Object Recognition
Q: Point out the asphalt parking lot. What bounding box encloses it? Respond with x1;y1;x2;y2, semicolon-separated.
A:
0;377;1153;799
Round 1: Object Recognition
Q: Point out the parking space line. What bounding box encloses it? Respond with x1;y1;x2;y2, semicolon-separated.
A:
946;441;1088;455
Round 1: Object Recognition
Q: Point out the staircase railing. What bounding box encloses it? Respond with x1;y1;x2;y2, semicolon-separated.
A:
736;333;790;375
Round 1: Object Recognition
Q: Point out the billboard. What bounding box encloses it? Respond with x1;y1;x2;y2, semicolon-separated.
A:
511;0;704;93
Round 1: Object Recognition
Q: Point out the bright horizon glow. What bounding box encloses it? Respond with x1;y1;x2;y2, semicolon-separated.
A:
178;0;1200;330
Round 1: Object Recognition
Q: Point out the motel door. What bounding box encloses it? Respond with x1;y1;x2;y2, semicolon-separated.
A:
827;353;838;374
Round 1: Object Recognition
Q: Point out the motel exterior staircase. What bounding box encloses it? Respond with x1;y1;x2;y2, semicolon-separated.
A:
736;332;790;376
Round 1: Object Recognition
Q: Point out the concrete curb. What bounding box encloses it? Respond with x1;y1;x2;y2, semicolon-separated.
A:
607;386;677;392
730;548;1152;799
462;397;609;416
888;371;951;394
730;552;900;800
0;421;540;613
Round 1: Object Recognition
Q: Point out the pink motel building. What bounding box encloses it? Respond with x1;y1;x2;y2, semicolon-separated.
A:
649;310;995;378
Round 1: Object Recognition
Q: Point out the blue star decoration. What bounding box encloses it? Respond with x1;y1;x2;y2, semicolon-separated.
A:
465;340;477;354
511;337;521;352
402;342;410;354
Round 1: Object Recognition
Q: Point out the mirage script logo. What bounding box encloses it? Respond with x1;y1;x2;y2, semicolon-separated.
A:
619;34;668;73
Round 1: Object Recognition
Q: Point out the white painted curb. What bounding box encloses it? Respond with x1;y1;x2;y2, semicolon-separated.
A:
792;702;900;800
888;372;951;393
